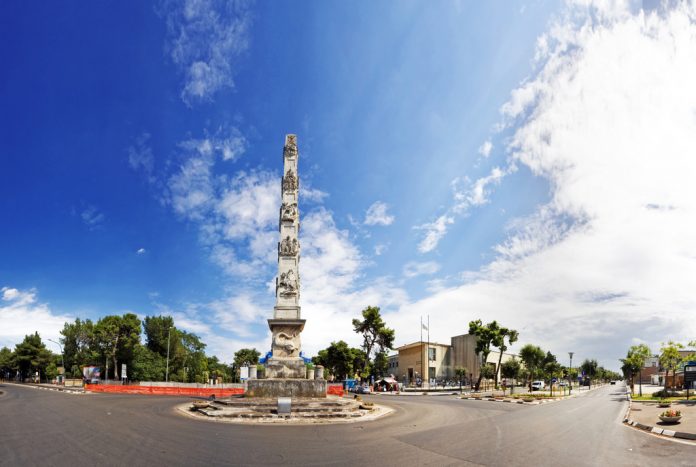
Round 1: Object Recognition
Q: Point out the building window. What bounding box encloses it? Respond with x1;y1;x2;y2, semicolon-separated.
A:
428;347;436;361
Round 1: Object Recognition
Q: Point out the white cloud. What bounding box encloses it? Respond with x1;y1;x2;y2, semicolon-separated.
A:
300;185;329;203
398;1;696;369
403;261;441;278
81;205;105;230
161;0;252;105
0;287;73;350
374;243;388;256
127;132;154;180
180;126;247;162
364;201;395;226
478;140;493;157
416;215;454;253
137;248;147;255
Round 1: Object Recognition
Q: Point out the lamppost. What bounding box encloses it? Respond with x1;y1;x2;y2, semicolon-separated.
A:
165;327;173;382
568;352;574;394
48;339;64;385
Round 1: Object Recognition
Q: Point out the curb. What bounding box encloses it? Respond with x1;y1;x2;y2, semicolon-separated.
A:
458;384;609;406
3;382;86;395
623;391;696;441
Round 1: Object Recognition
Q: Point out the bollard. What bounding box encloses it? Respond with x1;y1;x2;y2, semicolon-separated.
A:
277;397;291;415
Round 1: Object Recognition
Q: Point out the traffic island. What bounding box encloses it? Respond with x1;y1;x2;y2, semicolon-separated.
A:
178;396;393;424
625;399;696;442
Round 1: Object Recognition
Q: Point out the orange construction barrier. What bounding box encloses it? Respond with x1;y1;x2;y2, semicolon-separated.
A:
327;384;344;397
85;384;244;397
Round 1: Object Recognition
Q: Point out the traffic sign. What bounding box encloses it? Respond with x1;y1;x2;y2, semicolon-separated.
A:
551;378;557;383
685;364;696;383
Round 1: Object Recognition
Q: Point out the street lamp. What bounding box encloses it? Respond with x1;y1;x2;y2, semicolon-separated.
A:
48;339;65;385
568;352;574;394
165;327;173;383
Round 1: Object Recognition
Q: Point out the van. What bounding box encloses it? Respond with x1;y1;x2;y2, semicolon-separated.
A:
531;380;546;391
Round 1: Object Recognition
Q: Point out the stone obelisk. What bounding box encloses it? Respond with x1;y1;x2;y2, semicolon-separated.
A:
264;134;307;379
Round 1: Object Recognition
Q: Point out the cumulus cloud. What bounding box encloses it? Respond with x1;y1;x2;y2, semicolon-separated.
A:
81;205;105;230
478;140;493;157
403;261;441;278
160;0;252;105
401;1;696;368
128;132;155;181
364;201;395;226
416;215;454;253
137;248;147;255
0;287;73;349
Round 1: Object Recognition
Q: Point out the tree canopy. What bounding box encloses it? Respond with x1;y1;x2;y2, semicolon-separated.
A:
352;306;395;378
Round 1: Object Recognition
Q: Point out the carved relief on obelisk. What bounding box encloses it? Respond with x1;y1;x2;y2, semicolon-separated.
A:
265;134;306;378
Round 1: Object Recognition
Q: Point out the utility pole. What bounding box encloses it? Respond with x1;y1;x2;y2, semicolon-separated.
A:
568;352;574;394
48;339;64;385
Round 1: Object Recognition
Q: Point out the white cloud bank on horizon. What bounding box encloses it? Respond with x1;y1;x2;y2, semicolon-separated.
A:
393;1;696;369
0;287;72;351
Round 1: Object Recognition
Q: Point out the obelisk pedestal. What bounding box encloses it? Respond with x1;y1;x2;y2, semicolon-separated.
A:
246;134;326;398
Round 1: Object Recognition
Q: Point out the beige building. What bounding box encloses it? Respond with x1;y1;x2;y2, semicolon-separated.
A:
387;334;517;387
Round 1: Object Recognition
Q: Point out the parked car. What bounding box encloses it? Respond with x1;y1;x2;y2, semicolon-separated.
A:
355;385;371;394
531;381;546;391
558;381;568;387
610;381;616;385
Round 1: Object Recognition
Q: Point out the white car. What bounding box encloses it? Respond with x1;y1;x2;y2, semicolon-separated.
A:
531;380;546;391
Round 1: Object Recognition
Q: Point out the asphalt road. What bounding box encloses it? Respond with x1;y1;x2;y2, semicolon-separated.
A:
0;383;694;466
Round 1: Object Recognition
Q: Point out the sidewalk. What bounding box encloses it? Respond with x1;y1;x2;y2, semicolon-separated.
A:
626;398;696;441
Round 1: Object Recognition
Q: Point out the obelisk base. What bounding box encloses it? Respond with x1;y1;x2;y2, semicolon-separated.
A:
246;378;327;398
265;357;307;379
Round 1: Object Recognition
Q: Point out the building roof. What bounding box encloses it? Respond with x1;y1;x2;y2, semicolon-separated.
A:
396;341;451;351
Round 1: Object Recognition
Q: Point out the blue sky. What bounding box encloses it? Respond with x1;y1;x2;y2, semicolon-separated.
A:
2;1;696;369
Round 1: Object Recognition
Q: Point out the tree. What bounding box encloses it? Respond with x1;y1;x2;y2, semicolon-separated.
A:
0;346;15;380
143;315;176;356
624;344;651;396
372;351;389;378
178;331;207;383
479;364;496;391
454;367;468;393
469;320;501;391
580;358;598;386
352;306;395;378
519;344;545;391
493;327;518;389
14;333;53;381
659;341;684;393
313;341;362;381
234;348;260;368
501;359;521;395
620;354;641;394
94;314;141;380
60;318;98;377
129;345;166;382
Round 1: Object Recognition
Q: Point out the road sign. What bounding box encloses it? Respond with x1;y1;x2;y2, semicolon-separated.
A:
121;364;127;379
551;378;557;383
685;365;696;383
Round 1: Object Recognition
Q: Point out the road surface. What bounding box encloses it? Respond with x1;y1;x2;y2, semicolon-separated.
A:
0;383;693;466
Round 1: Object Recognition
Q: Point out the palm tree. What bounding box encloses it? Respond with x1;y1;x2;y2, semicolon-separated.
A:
494;327;519;389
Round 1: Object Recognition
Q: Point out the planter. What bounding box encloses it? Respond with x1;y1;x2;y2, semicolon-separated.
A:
657;402;671;408
659;415;682;424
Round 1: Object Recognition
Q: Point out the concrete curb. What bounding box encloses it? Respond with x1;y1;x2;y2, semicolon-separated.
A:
3;382;86;395
623;391;696;441
458;384;611;406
